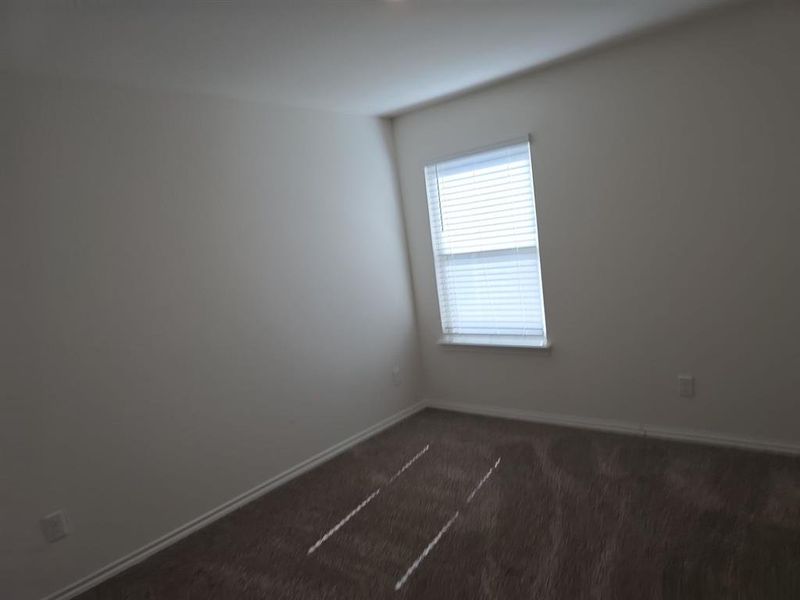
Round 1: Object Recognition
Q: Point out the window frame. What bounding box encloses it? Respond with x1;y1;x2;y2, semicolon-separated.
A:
424;136;550;351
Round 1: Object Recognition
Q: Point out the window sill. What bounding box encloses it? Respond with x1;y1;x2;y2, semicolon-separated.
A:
438;334;551;351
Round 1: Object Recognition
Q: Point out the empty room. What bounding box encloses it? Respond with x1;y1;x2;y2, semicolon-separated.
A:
2;1;799;598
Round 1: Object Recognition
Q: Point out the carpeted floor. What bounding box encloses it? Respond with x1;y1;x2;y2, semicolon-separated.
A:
76;409;800;599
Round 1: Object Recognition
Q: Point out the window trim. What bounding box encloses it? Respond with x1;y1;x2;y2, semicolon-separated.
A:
424;135;533;168
438;334;551;350
424;135;551;351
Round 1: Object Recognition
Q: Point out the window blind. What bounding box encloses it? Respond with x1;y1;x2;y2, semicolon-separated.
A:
424;140;547;345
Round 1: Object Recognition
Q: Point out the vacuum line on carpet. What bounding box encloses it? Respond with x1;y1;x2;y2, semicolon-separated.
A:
394;457;501;591
389;444;431;483
307;489;381;555
394;510;460;591
307;444;430;555
466;456;501;503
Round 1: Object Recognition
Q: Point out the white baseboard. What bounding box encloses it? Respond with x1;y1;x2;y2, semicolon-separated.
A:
42;401;425;600
425;399;800;456
39;398;800;600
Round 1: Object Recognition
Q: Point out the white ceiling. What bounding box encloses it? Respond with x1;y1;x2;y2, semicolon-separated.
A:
1;1;737;116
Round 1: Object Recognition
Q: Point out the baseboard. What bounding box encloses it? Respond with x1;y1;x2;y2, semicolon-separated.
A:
425;399;800;456
39;398;799;600
42;401;425;600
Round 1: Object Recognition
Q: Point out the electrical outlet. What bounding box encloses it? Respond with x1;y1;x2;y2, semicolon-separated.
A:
40;510;70;543
678;374;695;398
392;365;402;387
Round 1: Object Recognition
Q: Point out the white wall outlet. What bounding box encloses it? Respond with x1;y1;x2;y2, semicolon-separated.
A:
678;374;695;398
391;365;402;387
40;510;70;543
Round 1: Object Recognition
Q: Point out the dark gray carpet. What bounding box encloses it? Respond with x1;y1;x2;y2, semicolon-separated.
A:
76;408;800;599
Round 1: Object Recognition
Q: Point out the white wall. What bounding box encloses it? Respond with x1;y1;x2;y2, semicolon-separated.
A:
1;73;420;600
393;3;800;445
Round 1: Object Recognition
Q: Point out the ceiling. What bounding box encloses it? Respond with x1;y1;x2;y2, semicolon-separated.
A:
0;0;738;116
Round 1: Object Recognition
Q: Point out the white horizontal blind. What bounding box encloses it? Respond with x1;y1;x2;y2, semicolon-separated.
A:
425;140;546;340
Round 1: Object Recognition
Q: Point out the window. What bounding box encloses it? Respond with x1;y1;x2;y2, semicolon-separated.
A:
424;139;548;348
